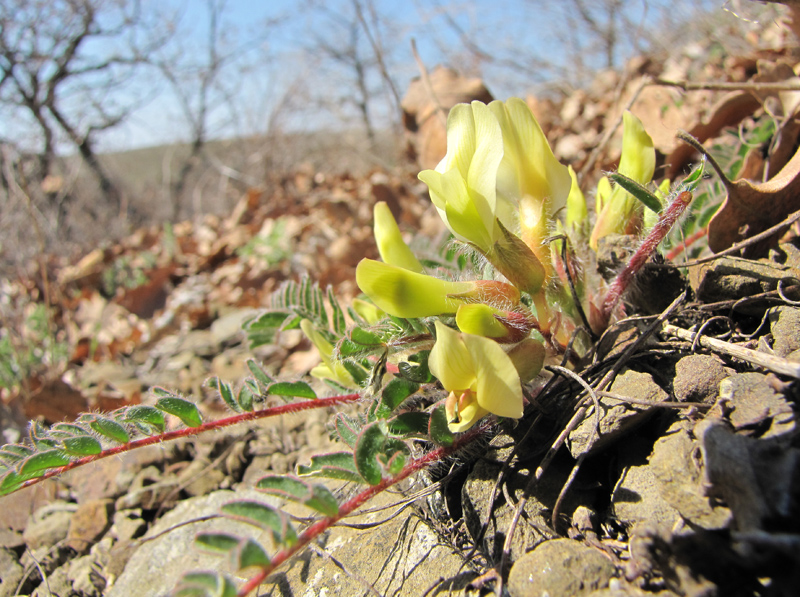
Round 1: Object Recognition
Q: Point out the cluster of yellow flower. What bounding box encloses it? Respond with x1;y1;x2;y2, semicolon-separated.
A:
306;98;658;432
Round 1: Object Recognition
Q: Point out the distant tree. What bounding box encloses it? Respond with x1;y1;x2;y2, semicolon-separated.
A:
151;0;280;219
0;0;167;214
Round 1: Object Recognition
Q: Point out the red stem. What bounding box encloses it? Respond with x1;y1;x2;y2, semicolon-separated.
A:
236;422;489;596
14;394;362;492
601;191;693;323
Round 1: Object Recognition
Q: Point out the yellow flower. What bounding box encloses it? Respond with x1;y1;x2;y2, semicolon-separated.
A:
565;165;588;238
300;320;358;389
490;98;572;277
356;258;520;319
373;201;423;272
418;101;504;254
590;111;655;250
428;321;524;432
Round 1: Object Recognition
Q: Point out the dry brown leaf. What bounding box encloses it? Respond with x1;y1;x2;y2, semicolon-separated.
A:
708;141;800;255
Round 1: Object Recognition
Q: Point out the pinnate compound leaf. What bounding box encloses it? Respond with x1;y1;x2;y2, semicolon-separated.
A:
62;436;102;456
195;532;240;554
327;286;346;336
221;501;297;547
297;451;363;483
0;444;33;465
156;396;202;428
174;571;237;597
429;404;455;447
88;417;130;444
123;406;166;433
354;422;388;486
267;381;316;400
245;310;292;348
235;537;271;569
20;450;71;476
255;474;339;517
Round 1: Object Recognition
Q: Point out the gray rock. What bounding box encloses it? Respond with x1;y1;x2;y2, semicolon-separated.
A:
507;538;615;597
23;501;77;551
0;547;26;597
569;369;668;458
31;564;72;597
108;489;278;597
649;422;732;530
612;461;680;535
718;372;795;440
769;305;800;358
67;554;106;597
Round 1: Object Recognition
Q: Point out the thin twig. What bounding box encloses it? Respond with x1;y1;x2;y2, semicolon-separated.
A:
654;78;800;92
661;323;800;379
410;38;448;128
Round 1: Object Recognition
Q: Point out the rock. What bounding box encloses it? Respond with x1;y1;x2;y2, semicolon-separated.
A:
22;501;77;551
461;436;593;562
672;354;729;403
718;372;795;440
274;484;476;596
0;547;26;597
507;538;615;597
108;489;279;597
66;499;113;553
649;422;732;530
612;460;680;535
694;255;793;310
769;305;800;358
31;564;71;597
569;369;668;458
110;509;146;543
114;465;179;511
68;554;107;597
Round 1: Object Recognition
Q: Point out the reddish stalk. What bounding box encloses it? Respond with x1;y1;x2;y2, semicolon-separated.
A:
601;191;694;324
13;394;362;492
236;422;489;596
665;227;707;261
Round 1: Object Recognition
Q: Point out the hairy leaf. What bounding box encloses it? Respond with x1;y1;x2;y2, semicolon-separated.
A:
327;286;346;335
88;417;130;444
246;359;274;391
267;381;316;400
429;404;455;447
123;405;166;433
333;413;359;448
0;444;33;465
174;571;237;597
397;351;433;383
608;172;663;213
220;500;297;546
245;311;292;348
255;474;339;517
209;378;241;413
235;537;271;569
387;412;430;437
156;396;203;428
20;450;71;476
237;384;255;412
297;451;363;483
380;378;419;413
195;532;240;554
354;422;388;486
62;436;102;456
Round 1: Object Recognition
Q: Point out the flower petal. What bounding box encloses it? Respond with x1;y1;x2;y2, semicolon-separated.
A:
429;321;476;392
373;201;423;272
356;259;471;318
462;333;523;419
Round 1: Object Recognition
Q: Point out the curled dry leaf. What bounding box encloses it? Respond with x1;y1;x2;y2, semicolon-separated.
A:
707;141;800;256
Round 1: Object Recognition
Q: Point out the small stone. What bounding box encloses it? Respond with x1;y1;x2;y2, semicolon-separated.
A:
769;306;800;358
66;499;113;553
672;354;729;403
23;501;77;551
68;554;107;597
0;547;25;597
719;372;795;439
507;538;615;597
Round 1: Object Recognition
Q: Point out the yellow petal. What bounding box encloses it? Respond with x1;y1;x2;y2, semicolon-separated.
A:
373;202;423;272
456;304;511;339
462;333;523;419
565;165;588;234
445;390;489;433
352;298;385;324
429;321;476;392
355;259;471;318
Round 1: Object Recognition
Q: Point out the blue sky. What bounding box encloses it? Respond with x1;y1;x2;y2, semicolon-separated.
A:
1;0;763;153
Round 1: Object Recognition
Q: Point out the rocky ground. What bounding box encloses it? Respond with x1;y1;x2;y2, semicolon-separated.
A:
2;11;800;597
